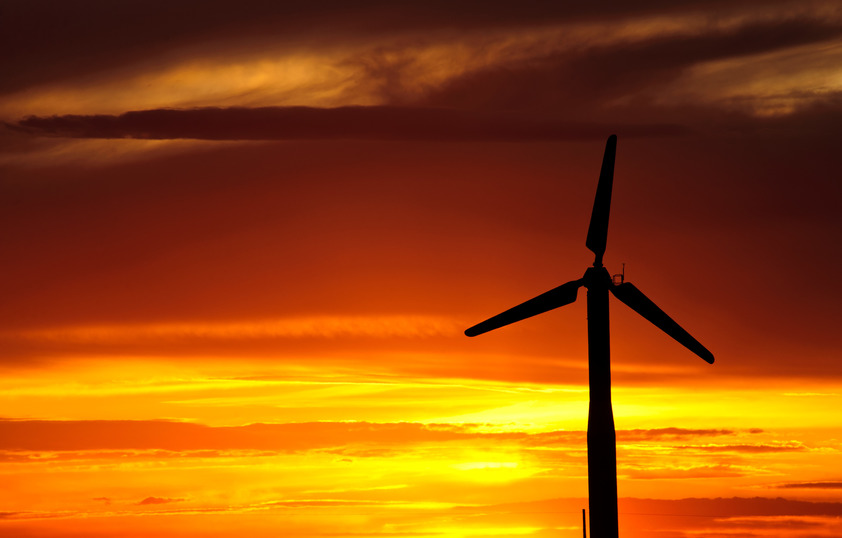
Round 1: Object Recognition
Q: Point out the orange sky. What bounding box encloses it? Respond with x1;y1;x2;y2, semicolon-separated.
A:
2;2;842;537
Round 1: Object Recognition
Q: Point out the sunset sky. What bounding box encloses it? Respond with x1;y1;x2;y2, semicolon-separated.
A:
2;1;842;537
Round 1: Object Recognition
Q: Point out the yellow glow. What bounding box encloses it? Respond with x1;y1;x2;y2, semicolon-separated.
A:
432;526;574;537
452;461;519;470
429;398;588;431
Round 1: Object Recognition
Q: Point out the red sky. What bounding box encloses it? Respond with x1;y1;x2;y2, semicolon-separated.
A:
2;1;842;537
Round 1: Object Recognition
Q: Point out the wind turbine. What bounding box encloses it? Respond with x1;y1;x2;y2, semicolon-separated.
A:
465;135;714;538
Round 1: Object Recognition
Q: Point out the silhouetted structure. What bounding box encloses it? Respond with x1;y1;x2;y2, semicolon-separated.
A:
465;135;714;538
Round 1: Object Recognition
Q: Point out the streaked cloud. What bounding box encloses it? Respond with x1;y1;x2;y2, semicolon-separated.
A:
420;18;842;114
777;481;842;489
7;0;830;94
5;315;460;344
624;463;747;479
6;5;842;149
8;106;684;141
618;427;737;440
0;419;765;454
138;497;185;506
0;419;521;452
672;442;808;453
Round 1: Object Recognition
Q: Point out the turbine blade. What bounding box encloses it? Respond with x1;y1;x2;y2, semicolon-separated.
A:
610;282;714;364
585;134;617;262
465;279;582;337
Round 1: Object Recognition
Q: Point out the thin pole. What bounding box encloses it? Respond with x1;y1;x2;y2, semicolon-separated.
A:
582;508;587;538
586;266;619;538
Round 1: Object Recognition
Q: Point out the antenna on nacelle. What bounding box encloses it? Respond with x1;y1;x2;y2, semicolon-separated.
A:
612;263;625;286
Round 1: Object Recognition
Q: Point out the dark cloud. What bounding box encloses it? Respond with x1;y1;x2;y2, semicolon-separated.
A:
0;419;525;452
8;106;685;141
524;427;737;447
0;419;748;453
421;18;842;114
673;443;807;452
1;450;255;463
618;427;734;440
10;94;842;147
0;0;796;94
265;500;382;508
137;496;184;505
471;495;842;518
0;510;70;521
452;496;842;536
778;481;842;489
622;496;842;517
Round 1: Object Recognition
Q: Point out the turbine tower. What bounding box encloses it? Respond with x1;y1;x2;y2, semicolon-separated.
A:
465;135;714;538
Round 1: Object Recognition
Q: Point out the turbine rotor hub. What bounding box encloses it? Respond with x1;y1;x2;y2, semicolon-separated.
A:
583;266;612;290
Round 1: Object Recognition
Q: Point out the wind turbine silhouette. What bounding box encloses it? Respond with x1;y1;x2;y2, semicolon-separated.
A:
465;135;714;538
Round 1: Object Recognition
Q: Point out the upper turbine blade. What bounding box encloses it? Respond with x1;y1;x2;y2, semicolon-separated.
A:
585;135;617;263
610;282;714;364
465;279;583;337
